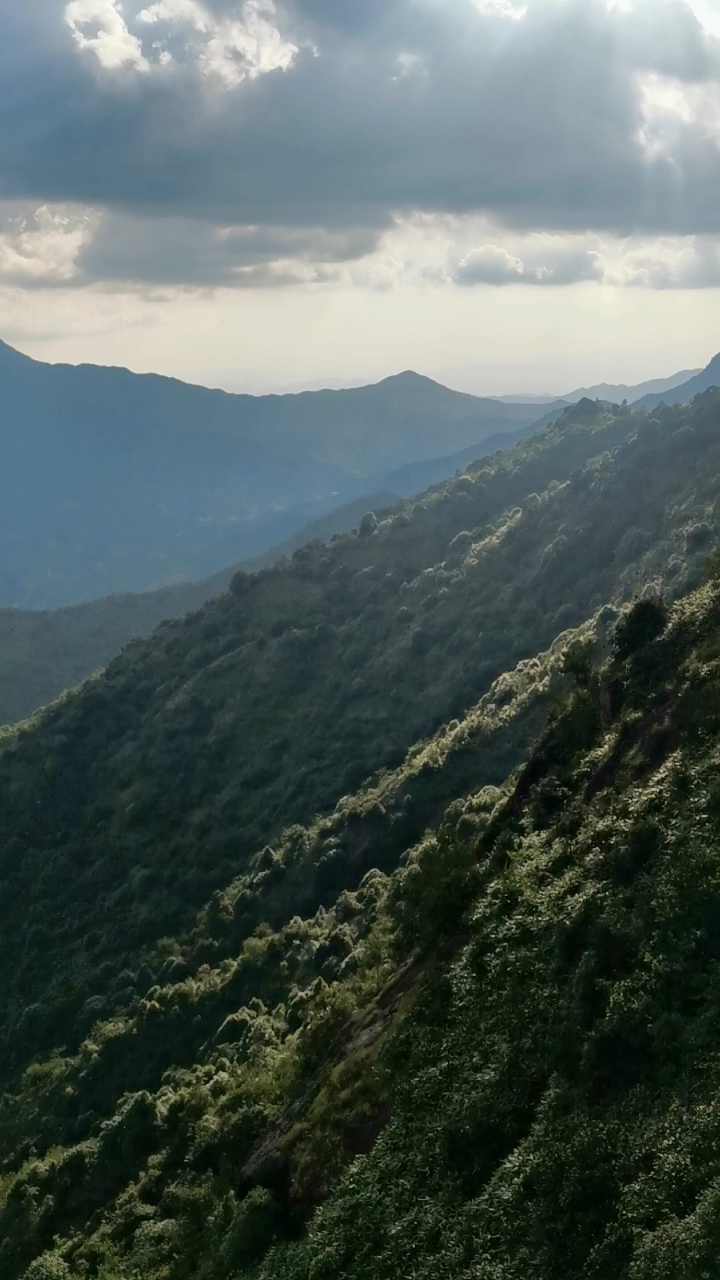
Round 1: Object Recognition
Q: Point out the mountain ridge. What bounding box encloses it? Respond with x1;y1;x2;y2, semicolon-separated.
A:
0;340;551;610
633;352;720;409
563;367;701;403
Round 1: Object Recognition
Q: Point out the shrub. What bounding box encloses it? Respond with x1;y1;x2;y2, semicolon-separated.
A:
220;1187;281;1268
613;598;668;661
359;513;378;537
21;1258;71;1280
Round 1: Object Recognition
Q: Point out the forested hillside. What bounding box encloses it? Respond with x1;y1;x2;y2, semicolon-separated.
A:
0;340;551;608
0;492;399;728
4;391;720;1278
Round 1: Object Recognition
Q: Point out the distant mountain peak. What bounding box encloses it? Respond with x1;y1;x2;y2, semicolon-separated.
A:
375;369;443;388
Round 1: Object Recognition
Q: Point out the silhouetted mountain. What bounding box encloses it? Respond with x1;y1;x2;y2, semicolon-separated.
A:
633;352;720;409
0;343;548;609
563;367;701;403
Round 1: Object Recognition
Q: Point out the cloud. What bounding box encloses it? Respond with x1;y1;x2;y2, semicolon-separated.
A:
454;241;604;286
3;0;720;289
473;0;527;20
75;210;377;284
134;0;298;84
65;0;148;70
0;204;99;285
618;235;720;287
8;201;720;295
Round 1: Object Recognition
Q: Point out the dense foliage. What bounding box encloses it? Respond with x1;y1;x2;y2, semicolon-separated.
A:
2;393;719;1063
5;389;720;1277
8;569;720;1278
0;492;399;728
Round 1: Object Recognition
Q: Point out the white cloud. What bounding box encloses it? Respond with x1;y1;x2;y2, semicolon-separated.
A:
201;3;297;85
65;0;297;84
687;0;720;38
0;205;99;284
453;238;605;286
65;0;149;70
638;70;720;158
473;0;527;19
136;0;204;22
613;235;720;287
136;0;297;84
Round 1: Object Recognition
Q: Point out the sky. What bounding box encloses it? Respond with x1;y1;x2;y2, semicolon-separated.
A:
1;0;720;394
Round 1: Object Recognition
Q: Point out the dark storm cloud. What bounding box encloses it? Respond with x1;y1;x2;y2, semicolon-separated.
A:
2;0;720;287
76;213;379;285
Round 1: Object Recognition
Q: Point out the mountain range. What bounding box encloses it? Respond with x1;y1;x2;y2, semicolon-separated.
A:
1;336;716;617
5;386;720;1279
434;366;701;403
560;366;702;403
1;349;719;727
633;353;720;410
0;418;558;729
0;339;562;610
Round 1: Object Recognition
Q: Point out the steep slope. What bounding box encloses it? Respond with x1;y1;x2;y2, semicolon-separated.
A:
0;610;608;1280
633;352;720;410
0;341;547;608
1;393;720;1079
5;392;720;1278
7;544;720;1278
255;581;720;1280
0;492;399;728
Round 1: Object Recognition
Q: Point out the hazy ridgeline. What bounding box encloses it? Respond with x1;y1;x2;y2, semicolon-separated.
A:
0;340;559;610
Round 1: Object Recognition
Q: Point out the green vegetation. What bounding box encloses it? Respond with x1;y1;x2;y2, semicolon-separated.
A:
0;492;399;728
5;392;720;1277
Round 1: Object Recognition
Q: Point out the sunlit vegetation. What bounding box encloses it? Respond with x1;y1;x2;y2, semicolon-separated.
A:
5;392;720;1277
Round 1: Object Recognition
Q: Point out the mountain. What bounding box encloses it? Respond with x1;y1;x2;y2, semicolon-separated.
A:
4;392;720;1279
0;407;568;731
563;367;702;403
176;416;565;584
0;492;400;728
632;353;720;410
0;410;570;731
0;341;550;609
492;392;563;403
